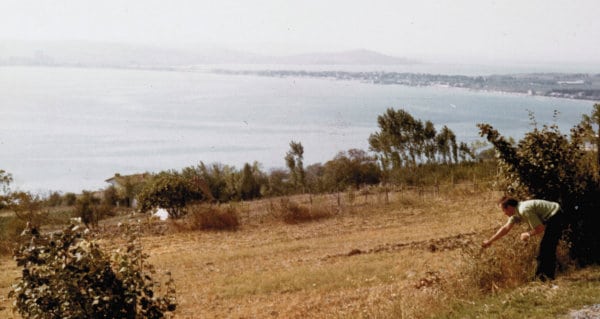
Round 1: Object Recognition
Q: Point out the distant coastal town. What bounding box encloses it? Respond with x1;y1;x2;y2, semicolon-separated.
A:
214;69;600;102
3;47;599;102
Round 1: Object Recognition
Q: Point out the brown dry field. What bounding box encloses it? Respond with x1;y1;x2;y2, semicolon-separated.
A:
0;186;503;318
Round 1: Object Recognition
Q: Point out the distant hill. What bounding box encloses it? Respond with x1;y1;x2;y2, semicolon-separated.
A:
271;49;417;65
0;40;416;67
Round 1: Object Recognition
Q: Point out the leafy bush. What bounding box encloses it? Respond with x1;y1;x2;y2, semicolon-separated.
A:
9;224;176;319
45;191;63;207
478;107;600;266
10;191;49;228
138;171;200;219
62;193;77;206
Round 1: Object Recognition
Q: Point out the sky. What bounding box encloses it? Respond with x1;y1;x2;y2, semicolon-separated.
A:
1;0;600;64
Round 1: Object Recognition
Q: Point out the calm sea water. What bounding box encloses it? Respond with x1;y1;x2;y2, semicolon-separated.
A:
0;66;595;193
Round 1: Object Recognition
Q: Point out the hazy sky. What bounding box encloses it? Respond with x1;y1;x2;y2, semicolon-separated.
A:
2;0;599;63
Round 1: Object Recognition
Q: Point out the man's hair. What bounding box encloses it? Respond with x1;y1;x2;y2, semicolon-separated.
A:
498;196;519;208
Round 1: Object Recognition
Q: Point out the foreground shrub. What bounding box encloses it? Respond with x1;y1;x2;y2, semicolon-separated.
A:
9;224;176;319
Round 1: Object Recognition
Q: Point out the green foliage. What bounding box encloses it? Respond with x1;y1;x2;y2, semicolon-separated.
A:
580;103;600;174
0;169;12;209
138;171;199;218
322;149;381;190
10;191;49;228
45;191;63;207
239;163;262;200
285;141;306;192
387;160;497;186
369;108;470;175
478;107;600;265
103;186;119;206
9;224;176;319
265;168;293;196
182;162;236;203
62;193;77;206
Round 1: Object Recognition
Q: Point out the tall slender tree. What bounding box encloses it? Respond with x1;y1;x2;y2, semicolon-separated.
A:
423;120;438;163
285;141;306;192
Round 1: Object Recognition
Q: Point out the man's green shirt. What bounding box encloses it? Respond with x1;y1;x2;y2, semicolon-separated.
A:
508;199;561;229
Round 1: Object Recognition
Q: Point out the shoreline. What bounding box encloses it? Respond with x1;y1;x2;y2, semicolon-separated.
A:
2;64;599;103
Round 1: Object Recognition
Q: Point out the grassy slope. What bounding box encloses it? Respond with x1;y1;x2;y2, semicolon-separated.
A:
1;187;598;318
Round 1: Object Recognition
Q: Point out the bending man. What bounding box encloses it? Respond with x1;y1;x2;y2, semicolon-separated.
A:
482;196;566;280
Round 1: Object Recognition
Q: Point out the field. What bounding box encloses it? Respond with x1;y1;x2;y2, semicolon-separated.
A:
1;186;599;318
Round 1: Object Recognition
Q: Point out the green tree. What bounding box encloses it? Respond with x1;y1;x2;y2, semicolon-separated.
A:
188;162;235;203
266;168;291;196
137;171;196;219
285;141;306;192
103;186;119;206
10;191;47;228
305;163;326;194
580;103;600;174
45;191;63;207
62;193;77;206
0;169;12;209
458;142;475;162
239;162;261;200
323;149;381;190
75;191;102;228
369;108;419;168
423;120;438;163
436;125;458;164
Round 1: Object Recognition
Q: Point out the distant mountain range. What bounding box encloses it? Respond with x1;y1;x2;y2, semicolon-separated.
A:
269;49;416;65
0;40;417;67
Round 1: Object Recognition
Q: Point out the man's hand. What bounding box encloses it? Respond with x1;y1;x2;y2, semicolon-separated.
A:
481;240;492;248
520;232;531;241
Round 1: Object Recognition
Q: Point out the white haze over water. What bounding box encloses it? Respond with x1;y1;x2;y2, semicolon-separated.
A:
2;0;600;64
0;66;594;193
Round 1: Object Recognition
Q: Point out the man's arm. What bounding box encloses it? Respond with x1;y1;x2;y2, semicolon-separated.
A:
520;224;545;241
482;220;514;248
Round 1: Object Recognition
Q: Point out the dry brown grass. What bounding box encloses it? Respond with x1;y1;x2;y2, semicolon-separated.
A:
183;205;241;231
1;187;536;318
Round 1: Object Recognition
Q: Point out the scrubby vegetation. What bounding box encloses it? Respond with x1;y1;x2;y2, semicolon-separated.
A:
1;104;599;318
479;104;600;266
9;223;176;319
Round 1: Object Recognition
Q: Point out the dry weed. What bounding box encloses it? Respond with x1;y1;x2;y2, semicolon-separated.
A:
278;198;333;224
187;205;240;231
457;231;539;294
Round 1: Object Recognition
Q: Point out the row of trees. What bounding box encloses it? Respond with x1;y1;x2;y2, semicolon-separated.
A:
368;108;474;170
135;109;483;218
135;147;384;218
2;108;483;221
